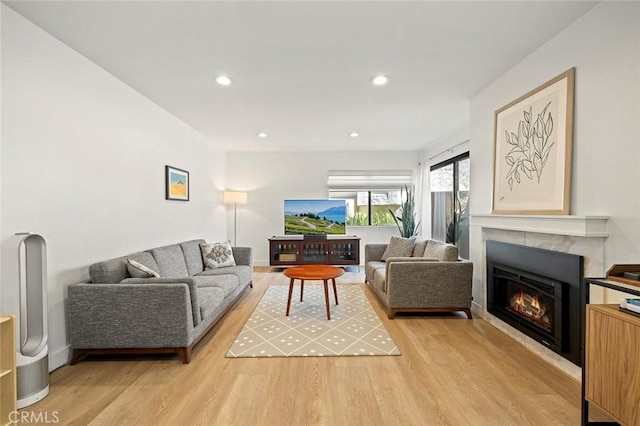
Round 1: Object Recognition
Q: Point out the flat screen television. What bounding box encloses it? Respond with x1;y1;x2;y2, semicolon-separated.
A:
284;199;347;236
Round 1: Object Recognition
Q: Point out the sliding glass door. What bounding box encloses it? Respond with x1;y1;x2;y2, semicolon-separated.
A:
430;152;469;259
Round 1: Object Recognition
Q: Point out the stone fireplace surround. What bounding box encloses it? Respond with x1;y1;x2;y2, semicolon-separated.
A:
469;214;609;380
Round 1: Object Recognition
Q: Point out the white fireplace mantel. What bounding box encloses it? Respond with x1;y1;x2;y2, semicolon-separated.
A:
470;214;609;238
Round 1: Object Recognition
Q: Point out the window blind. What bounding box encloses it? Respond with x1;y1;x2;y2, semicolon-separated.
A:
327;170;413;191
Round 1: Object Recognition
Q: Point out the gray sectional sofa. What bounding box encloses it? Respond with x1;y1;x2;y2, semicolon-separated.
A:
67;239;252;364
365;238;473;319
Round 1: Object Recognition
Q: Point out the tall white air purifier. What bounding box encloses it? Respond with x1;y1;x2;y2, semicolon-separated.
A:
4;233;50;408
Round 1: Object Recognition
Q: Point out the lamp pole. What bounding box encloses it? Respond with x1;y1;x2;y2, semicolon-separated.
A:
232;202;238;246
223;191;248;246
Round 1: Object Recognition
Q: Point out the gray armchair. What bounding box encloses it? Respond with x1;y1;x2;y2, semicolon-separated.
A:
364;239;473;319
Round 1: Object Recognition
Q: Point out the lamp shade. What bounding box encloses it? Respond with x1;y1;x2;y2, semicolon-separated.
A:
223;191;248;205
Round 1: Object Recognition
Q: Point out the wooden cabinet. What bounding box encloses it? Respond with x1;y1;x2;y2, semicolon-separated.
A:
0;315;16;426
582;278;640;425
269;236;359;266
328;240;359;265
585;304;640;426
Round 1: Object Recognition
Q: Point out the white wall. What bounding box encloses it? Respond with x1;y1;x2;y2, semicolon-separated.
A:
0;5;3;307
469;2;640;304
226;150;420;265
0;6;228;370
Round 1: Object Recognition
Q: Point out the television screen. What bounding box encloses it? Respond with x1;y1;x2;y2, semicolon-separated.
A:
284;199;347;235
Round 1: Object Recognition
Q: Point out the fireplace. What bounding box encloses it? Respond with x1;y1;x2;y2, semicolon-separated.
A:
489;264;564;353
486;241;583;366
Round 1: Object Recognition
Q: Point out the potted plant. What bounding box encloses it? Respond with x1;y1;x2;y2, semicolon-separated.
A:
389;185;420;237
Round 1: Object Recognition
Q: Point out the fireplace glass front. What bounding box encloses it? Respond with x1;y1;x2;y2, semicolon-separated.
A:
488;264;564;353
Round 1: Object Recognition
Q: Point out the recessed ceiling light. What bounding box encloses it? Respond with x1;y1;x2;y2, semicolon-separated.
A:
349;132;359;138
215;75;233;86
371;75;390;86
257;132;268;138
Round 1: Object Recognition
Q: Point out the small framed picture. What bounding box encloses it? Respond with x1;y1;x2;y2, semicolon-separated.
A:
165;165;189;201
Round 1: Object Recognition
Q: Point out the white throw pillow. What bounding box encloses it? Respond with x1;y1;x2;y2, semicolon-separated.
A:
200;241;236;269
127;258;160;278
381;236;416;261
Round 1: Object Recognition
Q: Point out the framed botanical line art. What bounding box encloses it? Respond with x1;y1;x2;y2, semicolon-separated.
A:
165;165;189;201
492;68;575;215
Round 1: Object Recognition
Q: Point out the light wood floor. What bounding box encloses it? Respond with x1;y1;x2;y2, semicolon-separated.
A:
28;270;585;425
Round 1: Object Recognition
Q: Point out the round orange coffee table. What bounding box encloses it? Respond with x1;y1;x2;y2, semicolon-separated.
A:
283;265;344;320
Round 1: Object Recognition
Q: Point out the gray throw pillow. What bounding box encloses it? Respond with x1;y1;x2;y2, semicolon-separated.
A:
424;240;459;261
127;258;160;278
381;236;416;261
200;241;236;269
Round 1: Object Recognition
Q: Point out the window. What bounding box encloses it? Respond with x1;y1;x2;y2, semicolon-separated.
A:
328;170;413;226
430;153;469;258
330;190;401;226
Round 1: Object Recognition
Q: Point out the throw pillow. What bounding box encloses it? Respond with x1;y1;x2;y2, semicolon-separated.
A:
127;258;160;278
381;236;416;261
424;240;459;261
200;241;236;269
412;239;428;257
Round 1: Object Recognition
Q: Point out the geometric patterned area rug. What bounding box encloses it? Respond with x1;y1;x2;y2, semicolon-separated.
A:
226;285;401;358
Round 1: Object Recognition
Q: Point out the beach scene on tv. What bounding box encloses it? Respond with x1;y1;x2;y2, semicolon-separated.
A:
284;199;347;235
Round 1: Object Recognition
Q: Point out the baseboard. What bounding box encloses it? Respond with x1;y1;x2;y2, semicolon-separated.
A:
471;301;482;318
49;344;71;372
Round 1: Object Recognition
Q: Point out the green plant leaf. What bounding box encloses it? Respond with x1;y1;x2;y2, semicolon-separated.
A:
388;185;420;237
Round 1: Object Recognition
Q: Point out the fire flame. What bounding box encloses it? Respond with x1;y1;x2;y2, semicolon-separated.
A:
511;290;545;321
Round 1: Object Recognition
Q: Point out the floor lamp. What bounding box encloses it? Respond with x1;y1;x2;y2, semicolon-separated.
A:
223;191;248;246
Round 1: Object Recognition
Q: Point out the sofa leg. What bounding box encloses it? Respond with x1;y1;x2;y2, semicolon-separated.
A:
387;309;396;319
178;347;191;364
249;281;253;288
463;308;472;319
69;349;86;365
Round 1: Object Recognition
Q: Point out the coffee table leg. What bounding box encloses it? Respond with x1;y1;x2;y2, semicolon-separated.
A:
286;278;295;316
300;279;304;302
332;278;339;305
323;279;331;320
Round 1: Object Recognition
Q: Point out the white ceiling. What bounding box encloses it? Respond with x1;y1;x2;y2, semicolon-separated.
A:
4;1;598;152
